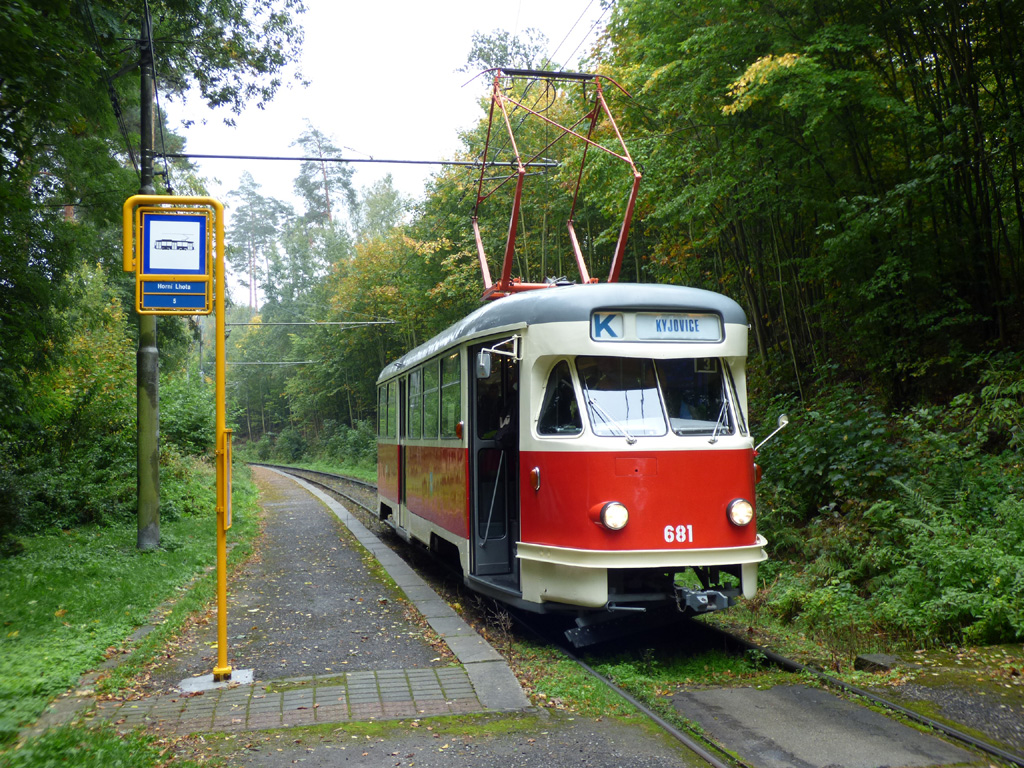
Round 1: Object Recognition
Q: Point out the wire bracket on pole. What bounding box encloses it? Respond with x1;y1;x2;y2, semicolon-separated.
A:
471;68;642;301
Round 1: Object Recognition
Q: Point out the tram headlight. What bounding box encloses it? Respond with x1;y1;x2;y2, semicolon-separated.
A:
600;502;629;531
727;498;754;527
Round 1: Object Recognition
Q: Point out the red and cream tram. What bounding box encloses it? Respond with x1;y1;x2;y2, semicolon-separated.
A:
377;282;767;641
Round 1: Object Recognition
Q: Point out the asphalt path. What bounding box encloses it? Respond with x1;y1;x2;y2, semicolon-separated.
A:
143;468;447;693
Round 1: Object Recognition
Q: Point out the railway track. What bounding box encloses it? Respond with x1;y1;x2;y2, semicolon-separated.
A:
252;463;1024;768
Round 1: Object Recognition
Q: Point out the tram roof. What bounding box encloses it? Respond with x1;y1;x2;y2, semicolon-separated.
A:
378;283;747;381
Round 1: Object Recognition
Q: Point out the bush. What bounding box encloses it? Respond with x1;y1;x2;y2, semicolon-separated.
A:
274;426;307;462
757;382;906;520
254;434;273;460
161;371;215;456
752;358;1024;649
315;419;377;469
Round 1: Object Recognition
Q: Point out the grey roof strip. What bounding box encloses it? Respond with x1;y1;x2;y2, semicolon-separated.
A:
379;283;747;380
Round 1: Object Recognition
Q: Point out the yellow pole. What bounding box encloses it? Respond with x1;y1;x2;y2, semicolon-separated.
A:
211;198;232;682
123;194;232;681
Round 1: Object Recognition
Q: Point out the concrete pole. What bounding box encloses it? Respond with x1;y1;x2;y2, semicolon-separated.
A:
137;10;160;550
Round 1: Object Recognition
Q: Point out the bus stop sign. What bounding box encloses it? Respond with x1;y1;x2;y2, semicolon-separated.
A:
126;206;215;315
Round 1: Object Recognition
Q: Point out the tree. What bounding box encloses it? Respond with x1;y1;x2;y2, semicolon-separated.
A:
292;122;357;233
0;0;306;541
227;172;294;310
352;175;410;242
459;27;550;72
600;0;1024;404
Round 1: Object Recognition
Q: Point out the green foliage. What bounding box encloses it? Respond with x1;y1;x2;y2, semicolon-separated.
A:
754;360;1024;648
0;460;256;741
313;420;377;469
458;27;550;72
274;426;307;462
227;171;295;308
1;724;204;768
161;372;216;456
757;378;906;519
602;0;1024;402
0;265;136;533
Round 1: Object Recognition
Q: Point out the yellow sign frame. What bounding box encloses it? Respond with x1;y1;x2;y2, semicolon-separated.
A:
134;205;215;315
123;195;234;681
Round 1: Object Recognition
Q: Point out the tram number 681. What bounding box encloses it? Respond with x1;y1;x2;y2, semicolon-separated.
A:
664;524;693;544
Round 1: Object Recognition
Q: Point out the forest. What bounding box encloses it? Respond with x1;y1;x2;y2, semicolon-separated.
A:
2;0;1023;655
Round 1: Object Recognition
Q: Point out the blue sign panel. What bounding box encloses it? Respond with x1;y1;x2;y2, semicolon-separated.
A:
141;293;208;310
147;281;205;293
142;213;207;275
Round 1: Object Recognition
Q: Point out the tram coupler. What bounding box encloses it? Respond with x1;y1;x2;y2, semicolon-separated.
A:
674;586;734;614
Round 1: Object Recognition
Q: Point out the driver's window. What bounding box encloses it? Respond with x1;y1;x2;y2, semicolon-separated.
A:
537;360;583;436
655;358;733;436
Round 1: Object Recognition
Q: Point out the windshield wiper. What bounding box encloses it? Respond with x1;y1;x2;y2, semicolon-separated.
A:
708;401;730;444
587;398;637;445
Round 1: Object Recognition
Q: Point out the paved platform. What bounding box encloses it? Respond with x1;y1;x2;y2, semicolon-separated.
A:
83;668;485;733
33;467;529;736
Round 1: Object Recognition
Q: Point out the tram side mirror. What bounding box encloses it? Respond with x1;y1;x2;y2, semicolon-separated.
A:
755;413;790;452
476;350;492;379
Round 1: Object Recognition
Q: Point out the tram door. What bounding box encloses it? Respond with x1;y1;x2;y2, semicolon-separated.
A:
470;343;520;581
397;378;407;532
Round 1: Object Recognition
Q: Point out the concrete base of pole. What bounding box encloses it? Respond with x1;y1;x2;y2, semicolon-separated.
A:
179;669;253;693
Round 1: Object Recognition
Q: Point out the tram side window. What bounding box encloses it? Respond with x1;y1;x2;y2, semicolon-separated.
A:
655;358;733;436
538;360;582;435
408;369;423;440
377;383;397;438
423;360;440;439
389;380;398;437
440;353;461;438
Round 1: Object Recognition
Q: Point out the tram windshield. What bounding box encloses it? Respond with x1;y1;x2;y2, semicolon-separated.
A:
577;357;666;437
574;356;737;439
655;358;735;436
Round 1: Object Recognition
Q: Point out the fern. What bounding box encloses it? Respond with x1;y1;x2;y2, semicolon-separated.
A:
889;477;947;519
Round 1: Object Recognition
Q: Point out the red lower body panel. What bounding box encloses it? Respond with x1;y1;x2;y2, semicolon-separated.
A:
377;443;400;504
519;448;757;551
402;445;469;538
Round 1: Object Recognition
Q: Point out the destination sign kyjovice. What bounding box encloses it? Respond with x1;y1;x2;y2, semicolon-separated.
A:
591;311;723;342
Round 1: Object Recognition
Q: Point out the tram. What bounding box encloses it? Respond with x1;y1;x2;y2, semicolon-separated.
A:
376;282;767;642
377;69;773;643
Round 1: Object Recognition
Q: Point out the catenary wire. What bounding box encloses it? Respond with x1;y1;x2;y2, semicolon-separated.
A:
562;3;611;67
541;0;596;70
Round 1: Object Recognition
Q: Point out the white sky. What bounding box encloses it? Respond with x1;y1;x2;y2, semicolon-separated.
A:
165;0;609;215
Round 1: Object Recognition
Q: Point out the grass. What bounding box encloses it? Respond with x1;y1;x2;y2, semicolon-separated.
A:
507;639;640;718
298;458;376;483
0;458;259;752
0;724;209;768
235;444;377;484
